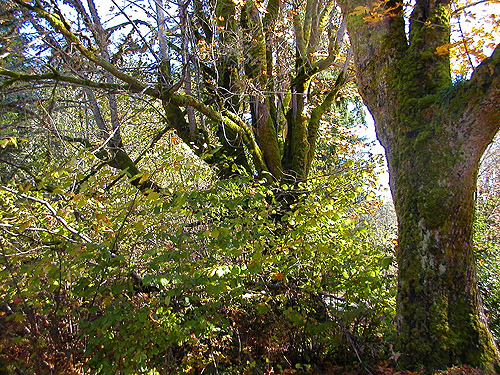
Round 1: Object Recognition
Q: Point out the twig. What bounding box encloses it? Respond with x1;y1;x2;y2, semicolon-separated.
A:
0;158;38;180
2;245;51;257
457;16;475;70
0;223;80;244
1;185;92;243
345;331;373;375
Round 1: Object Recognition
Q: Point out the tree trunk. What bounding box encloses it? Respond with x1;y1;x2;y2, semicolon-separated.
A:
340;0;500;371
385;110;499;372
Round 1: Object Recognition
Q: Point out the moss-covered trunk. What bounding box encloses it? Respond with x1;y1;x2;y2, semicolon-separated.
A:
386;111;499;372
340;0;500;371
282;77;311;181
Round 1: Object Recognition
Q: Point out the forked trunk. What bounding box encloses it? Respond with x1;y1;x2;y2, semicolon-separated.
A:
383;114;500;371
339;0;500;369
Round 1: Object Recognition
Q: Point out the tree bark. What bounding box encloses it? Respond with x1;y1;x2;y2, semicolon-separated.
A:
340;0;500;371
388;104;499;372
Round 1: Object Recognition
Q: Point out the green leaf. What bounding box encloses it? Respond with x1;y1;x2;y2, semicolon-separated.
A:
381;256;393;270
256;303;270;314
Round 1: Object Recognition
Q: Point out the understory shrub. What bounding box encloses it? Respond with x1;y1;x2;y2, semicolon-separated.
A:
0;140;396;374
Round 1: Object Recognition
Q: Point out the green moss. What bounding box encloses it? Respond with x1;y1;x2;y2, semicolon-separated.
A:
396;212;500;372
290;114;310;181
258;106;283;179
414;130;432;145
448;298;500;372
421;188;449;228
241;0;267;83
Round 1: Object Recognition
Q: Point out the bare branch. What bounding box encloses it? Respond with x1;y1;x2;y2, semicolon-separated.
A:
13;0;149;93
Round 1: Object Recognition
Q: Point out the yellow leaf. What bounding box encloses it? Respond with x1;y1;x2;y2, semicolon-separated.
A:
139;173;150;184
435;43;452;55
19;219;33;232
363;13;384;24
103;227;114;234
351;6;370;16
96;213;110;224
272;271;284;281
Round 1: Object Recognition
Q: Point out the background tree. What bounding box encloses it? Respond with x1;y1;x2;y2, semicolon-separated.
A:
340;0;500;371
1;0;353;187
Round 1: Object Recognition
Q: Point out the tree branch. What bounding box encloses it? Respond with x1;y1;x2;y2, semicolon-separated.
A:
0;68;159;98
0;223;80;244
309;17;347;76
14;0;150;93
451;44;500;154
0;68;264;174
339;0;407;114
1;185;93;243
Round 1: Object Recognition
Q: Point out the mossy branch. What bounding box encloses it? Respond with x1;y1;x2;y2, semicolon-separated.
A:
303;0;318;49
262;0;280;29
306;71;347;176
167;93;270;178
0;68;160;98
338;0;407;111
447;44;500;152
294;13;307;61
310;18;346;74
292;18;346;88
0;67;265;176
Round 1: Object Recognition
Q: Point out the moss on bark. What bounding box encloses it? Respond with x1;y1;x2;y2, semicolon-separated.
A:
388;78;500;375
341;0;500;372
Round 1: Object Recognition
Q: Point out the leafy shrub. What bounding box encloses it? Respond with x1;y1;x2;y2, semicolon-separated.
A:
0;129;396;373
